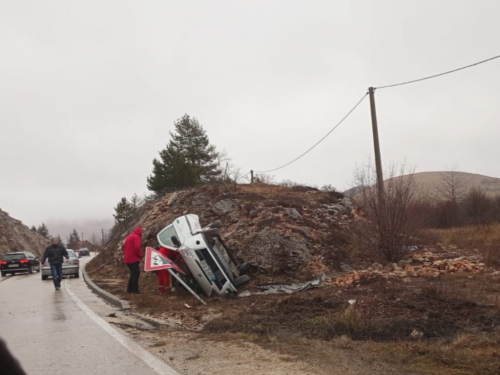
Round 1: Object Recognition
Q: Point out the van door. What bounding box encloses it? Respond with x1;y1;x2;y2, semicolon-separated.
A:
157;224;181;250
172;215;202;243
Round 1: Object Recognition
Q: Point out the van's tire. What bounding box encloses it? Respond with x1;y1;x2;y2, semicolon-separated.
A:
29;265;35;274
42;275;48;280
1;272;6;277
202;228;220;238
207;220;223;229
74;272;80;278
234;275;250;288
226;290;238;299
238;263;251;275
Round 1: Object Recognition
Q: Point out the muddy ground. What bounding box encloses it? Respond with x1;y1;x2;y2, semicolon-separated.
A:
88;247;500;375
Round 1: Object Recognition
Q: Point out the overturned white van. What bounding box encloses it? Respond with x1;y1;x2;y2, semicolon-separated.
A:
157;214;250;297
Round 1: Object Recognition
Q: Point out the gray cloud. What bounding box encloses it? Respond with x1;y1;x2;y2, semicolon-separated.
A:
1;0;499;228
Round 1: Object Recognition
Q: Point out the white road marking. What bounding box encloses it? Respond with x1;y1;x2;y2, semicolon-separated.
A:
65;280;181;375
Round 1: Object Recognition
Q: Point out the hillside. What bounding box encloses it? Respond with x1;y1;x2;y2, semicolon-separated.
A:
89;184;354;282
0;207;49;256
345;171;500;198
411;171;500;197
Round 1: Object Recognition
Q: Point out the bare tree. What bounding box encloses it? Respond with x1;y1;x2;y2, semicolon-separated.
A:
214;151;244;189
253;173;275;184
434;164;471;227
90;233;99;245
353;162;425;262
463;187;493;225
130;193;144;209
435;164;471;203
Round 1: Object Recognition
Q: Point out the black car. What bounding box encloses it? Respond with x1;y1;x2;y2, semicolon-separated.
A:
0;252;40;277
78;248;90;257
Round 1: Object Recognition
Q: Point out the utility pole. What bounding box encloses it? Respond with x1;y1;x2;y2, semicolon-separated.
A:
368;87;384;202
250;170;254;184
101;228;105;246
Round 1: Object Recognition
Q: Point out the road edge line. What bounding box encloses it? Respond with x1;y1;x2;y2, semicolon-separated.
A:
82;264;131;310
65;280;181;375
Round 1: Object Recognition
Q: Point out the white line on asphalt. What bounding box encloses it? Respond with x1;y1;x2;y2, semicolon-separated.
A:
65;280;181;375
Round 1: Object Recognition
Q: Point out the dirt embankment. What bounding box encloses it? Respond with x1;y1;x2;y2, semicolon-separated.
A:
89;183;354;282
0;207;48;256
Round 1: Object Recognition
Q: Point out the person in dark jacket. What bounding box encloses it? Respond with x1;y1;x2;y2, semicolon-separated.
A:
123;227;143;293
41;238;69;290
0;337;27;375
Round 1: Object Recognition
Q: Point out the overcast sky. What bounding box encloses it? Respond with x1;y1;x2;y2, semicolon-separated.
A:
1;1;499;237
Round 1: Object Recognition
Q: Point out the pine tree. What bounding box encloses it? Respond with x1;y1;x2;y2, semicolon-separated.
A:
113;197;136;226
30;226;37;232
57;235;66;247
37;223;50;239
147;143;198;194
67;229;80;249
170;114;220;181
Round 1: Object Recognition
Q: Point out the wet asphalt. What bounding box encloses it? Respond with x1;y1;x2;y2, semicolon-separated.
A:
0;257;174;375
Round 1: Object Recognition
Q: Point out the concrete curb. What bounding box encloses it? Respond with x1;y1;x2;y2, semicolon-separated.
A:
82;264;131;310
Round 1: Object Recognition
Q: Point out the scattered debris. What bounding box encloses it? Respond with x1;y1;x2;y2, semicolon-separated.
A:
238;290;252;298
410;329;424;340
184;303;192;309
340;264;353;273
331;249;487;287
256;274;326;294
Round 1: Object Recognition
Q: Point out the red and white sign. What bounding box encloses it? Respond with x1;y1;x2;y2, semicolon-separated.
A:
144;247;185;274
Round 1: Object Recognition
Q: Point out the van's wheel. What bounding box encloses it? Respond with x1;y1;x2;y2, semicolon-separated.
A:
226;290;238;299
74;273;80;278
234;275;250;288
29;265;35;274
1;272;6;277
238;263;251;275
42;275;48;280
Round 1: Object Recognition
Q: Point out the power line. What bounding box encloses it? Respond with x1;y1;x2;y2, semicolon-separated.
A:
376;53;500;90
255;92;368;174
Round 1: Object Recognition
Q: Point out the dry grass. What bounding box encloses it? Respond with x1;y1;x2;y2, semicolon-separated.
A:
429;223;500;266
201;330;500;375
374;334;500;375
431;223;500;246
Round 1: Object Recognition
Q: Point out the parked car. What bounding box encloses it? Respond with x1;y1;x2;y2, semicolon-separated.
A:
78;248;90;257
41;249;80;280
1;251;40;277
157;214;250;297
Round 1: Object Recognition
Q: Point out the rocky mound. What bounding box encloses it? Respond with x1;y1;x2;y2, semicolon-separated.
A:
0;208;49;256
92;184;354;282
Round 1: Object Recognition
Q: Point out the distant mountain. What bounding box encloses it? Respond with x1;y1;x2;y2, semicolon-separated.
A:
344;171;500;198
0;208;49;256
410;172;500;197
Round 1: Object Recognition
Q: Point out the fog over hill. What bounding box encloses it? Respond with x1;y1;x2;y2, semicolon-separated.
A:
45;218;114;245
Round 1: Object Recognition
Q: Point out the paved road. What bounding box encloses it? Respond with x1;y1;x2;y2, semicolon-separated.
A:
0;257;180;375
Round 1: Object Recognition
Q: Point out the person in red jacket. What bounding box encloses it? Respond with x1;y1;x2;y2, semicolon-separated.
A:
157;246;182;294
123;227;143;293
